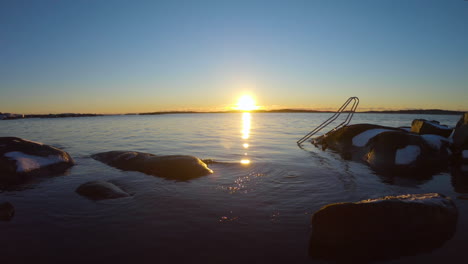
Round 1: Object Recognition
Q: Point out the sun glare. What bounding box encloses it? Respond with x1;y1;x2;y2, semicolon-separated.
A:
236;95;259;111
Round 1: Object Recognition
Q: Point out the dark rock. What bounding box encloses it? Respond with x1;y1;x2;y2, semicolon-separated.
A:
455;113;468;127
411;119;452;138
451;165;468;193
312;124;399;154
0;137;74;184
452;113;468;161
312;124;450;175
0;202;14;221
91;151;213;181
310;193;458;261
76;181;130;201
365;131;450;174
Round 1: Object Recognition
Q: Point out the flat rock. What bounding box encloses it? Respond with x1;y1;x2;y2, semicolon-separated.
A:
0;202;14;221
76;181;130;201
91;151;213;181
0;137;74;184
310;193;457;261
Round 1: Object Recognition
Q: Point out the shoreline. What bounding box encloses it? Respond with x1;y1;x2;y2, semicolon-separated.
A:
1;109;466;120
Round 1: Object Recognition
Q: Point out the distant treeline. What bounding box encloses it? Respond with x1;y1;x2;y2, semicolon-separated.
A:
361;109;465;115
135;109;465;115
2;109;465;120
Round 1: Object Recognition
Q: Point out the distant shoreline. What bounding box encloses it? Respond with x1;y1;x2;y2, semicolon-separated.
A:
1;109;466;120
136;109;466;116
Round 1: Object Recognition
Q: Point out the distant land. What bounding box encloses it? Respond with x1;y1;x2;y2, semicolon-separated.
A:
1;109;466;120
136;109;466;115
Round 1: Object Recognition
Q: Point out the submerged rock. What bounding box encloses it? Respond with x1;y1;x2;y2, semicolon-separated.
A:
0;202;14;221
91;151;213;181
76;181;130;201
411;119;453;138
0;137;74;184
310;193;458;261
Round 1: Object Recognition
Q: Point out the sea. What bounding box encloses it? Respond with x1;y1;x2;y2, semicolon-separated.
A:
0;113;466;263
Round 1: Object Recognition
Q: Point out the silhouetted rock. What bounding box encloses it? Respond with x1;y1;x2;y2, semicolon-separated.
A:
310;193;458;262
411;119;453;138
76;181;130;201
0;202;14;221
451;165;468;193
456;113;468;127
91;151;213;181
452;113;468;162
0;137;74;184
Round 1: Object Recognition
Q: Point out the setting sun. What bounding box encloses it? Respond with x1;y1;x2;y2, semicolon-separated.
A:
235;95;259;111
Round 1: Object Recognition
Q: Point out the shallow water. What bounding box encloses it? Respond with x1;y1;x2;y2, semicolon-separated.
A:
0;113;466;263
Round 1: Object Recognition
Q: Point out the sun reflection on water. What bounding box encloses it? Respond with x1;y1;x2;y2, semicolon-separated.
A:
241;112;251;165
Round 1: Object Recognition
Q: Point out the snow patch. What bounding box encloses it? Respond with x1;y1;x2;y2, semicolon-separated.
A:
20;138;44;145
463;150;468;159
4;151;67;172
427;121;452;130
421;134;448;150
361;193;454;209
395;145;420;165
352;129;393;147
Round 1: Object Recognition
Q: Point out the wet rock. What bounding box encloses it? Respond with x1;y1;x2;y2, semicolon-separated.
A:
310;193;458;261
91;151;213;181
411;119;453;138
0;137;74;184
0;202;14;221
76;181;130;201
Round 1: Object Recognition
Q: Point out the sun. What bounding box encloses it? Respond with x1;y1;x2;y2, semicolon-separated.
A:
235;95;259;111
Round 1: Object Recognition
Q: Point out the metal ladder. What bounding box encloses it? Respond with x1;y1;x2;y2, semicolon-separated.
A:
297;97;359;147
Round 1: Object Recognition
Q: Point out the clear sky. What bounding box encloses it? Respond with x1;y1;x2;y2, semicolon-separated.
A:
1;0;467;114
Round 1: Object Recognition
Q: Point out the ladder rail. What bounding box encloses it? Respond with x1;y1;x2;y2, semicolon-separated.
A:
297;97;359;146
296;97;354;145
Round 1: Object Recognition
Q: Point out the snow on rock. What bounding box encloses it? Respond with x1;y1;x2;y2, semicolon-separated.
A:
428;121;453;130
421;134;449;150
4;151;67;173
463;150;468;159
361;193;455;210
352;129;393;147
395;145;420;165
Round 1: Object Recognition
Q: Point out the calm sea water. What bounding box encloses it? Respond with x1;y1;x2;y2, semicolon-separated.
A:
0;113;466;263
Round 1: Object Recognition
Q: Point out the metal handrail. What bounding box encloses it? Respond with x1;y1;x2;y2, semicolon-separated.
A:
297;97;359;147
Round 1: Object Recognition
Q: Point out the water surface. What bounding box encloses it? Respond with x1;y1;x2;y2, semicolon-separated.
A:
0;113;466;263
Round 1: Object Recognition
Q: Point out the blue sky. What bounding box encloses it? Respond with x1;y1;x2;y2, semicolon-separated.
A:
1;0;467;113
